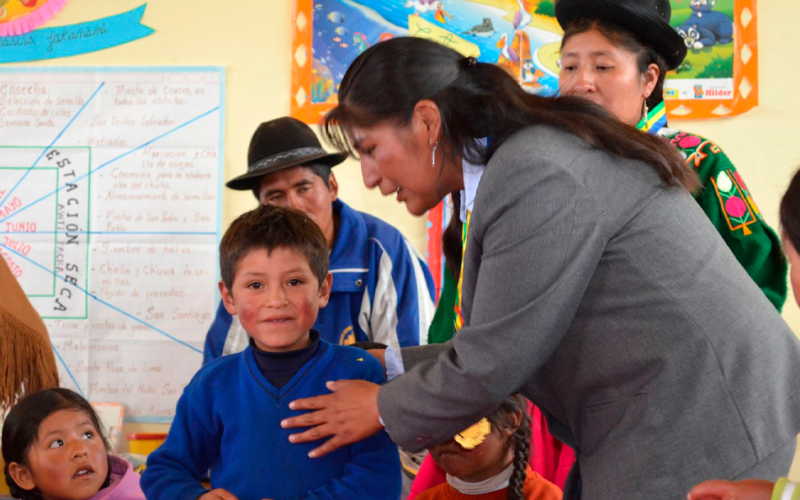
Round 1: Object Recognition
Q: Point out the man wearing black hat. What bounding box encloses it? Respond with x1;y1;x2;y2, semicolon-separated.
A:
204;117;435;365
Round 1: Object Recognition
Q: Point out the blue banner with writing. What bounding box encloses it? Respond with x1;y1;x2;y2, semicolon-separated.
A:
0;5;153;64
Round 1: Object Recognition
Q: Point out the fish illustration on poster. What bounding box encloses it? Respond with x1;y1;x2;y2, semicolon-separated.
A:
292;0;757;123
294;0;564;120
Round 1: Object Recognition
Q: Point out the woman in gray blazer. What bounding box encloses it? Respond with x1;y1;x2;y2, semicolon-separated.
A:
282;37;800;499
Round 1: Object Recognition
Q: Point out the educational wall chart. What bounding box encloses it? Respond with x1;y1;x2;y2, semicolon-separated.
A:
0;67;224;422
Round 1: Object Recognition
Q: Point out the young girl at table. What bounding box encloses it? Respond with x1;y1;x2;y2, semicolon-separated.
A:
2;388;145;500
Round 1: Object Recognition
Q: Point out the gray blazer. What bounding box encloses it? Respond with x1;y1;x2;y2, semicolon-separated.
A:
378;125;800;499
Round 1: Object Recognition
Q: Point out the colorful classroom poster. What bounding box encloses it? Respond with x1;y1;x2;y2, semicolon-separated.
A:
665;0;757;118
291;0;757;123
0;67;224;422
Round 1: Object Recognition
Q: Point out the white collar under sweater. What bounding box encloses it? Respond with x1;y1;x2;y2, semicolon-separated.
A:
445;463;515;495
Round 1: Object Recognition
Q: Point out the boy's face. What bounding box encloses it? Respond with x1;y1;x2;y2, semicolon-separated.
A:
220;247;332;352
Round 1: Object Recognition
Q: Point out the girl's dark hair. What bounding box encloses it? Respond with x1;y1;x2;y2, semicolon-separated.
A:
321;37;698;271
487;394;531;500
780;168;800;252
2;388;109;500
561;17;670;111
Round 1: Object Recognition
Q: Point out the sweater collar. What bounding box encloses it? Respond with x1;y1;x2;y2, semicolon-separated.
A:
327;199;371;292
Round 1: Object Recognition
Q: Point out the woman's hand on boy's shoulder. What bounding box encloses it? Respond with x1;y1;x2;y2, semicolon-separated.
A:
282;379;383;457
687;479;774;500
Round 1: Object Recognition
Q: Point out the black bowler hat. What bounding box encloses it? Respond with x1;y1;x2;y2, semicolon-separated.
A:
555;0;688;70
226;117;348;191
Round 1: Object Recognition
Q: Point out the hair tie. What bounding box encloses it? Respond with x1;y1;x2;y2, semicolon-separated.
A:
466;56;477;67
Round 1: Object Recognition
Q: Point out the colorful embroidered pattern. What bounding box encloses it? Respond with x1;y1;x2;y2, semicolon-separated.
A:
710;170;758;235
652;127;787;310
661;127;764;235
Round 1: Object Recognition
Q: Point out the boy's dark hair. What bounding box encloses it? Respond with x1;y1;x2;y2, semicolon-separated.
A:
2;388;109;500
487;394;532;500
219;204;329;292
250;163;333;200
781;167;800;252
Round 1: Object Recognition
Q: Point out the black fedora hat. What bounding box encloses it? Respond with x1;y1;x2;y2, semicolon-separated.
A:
226;117;348;191
555;0;687;70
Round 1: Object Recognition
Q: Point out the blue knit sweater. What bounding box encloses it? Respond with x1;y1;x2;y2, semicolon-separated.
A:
141;341;401;500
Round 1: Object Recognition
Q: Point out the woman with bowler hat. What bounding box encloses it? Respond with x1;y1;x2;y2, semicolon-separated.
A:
556;0;787;311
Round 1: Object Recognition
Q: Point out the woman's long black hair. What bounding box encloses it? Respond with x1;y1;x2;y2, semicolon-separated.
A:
322;36;698;272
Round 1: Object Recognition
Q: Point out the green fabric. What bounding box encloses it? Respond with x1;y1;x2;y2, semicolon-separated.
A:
427;268;458;344
772;478;799;500
659;128;788;311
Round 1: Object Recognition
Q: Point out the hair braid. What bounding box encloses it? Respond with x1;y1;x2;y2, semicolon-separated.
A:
507;405;532;500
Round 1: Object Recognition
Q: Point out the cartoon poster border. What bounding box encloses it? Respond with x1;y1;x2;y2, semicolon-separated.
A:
291;0;330;125
291;0;758;123
665;0;758;119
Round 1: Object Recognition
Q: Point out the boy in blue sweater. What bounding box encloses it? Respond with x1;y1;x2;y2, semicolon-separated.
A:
141;205;402;500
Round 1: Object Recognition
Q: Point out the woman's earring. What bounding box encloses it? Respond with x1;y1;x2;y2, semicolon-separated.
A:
642;100;649;120
431;141;438;168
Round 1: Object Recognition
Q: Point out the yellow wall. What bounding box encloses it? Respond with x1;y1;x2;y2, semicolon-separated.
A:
7;0;800;480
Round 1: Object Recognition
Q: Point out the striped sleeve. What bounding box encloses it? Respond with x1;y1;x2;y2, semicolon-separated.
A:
367;237;435;351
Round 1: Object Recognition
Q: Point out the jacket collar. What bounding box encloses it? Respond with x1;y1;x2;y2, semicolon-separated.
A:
328;199;371;292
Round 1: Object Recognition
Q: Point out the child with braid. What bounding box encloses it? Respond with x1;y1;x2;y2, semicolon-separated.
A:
415;395;561;500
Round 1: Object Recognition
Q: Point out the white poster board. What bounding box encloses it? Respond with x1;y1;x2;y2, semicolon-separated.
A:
0;67;224;422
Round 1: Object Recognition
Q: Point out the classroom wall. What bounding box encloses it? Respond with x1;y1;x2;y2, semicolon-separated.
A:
8;0;800;478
